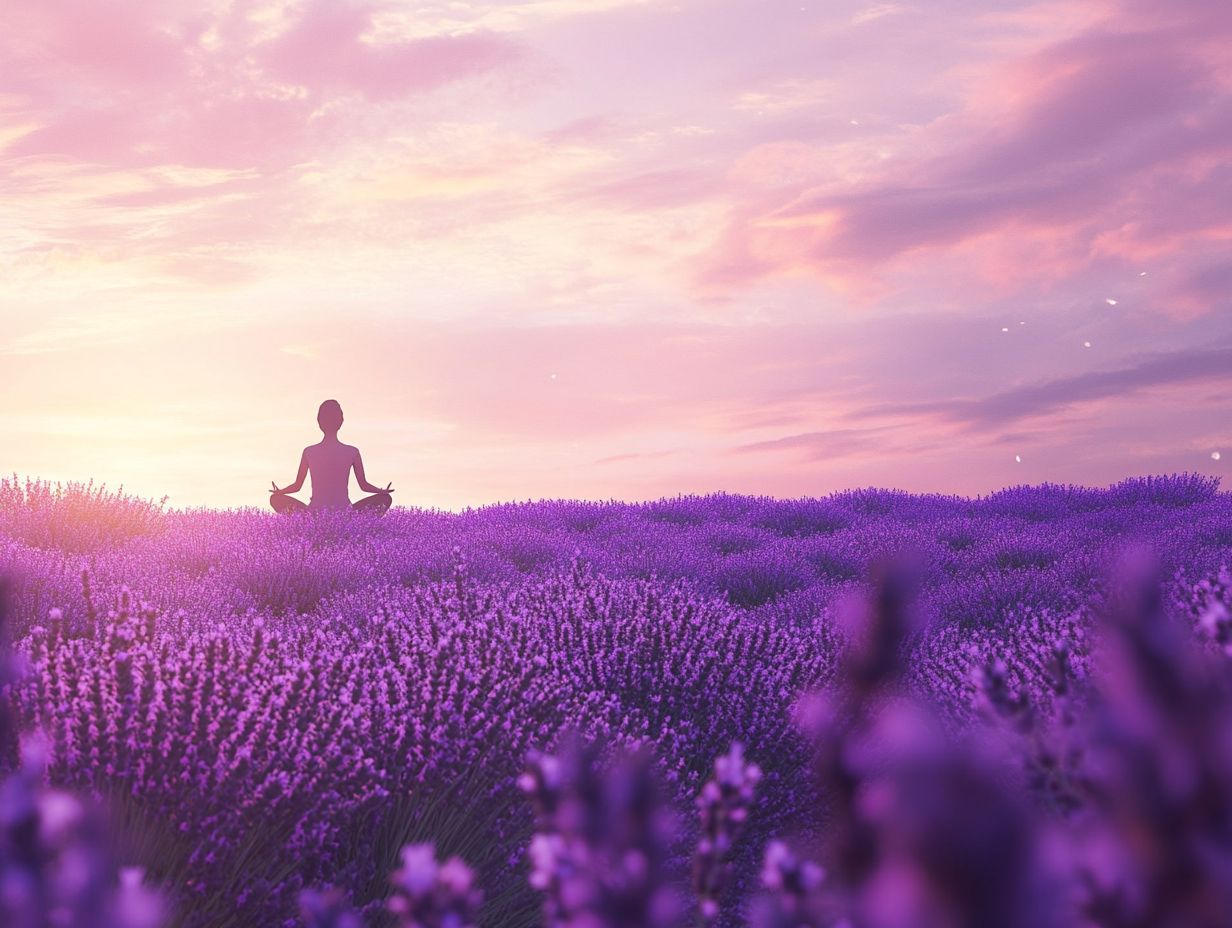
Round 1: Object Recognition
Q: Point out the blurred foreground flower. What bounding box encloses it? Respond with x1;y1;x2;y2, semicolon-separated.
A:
694;742;762;924
520;739;684;928
748;839;829;928
785;560;1065;928
1063;550;1232;928
298;886;363;928
387;842;482;928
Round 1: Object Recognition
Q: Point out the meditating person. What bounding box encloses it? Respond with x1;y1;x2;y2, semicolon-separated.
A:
269;399;394;515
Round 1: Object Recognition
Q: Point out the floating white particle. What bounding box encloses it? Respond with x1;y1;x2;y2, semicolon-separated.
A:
1001;327;1009;332
850;119;860;126
1214;451;1223;461
1083;341;1092;348
1105;298;1118;305
1015;455;1022;463
1018;321;1025;325
549;373;557;380
1139;271;1147;277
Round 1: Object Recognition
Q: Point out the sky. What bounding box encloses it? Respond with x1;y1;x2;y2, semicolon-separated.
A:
1;0;1229;511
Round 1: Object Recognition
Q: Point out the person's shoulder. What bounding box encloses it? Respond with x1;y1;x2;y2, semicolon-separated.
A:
346;443;361;457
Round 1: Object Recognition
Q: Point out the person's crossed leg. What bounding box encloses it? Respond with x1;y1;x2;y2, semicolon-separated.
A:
353;491;393;516
270;492;391;515
270;493;309;515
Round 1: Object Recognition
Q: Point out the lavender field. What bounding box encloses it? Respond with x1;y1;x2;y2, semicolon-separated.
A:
3;473;1232;928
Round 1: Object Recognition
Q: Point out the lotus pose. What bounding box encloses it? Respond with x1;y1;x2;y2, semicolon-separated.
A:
270;399;394;515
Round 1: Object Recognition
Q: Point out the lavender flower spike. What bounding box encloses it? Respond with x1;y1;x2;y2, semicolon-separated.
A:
694;741;762;923
387;842;482;928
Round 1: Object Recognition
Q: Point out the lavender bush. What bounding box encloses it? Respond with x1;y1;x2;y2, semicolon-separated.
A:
0;582;164;928
1;473;1231;925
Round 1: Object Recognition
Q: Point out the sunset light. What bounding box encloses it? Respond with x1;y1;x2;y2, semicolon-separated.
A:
2;0;1228;511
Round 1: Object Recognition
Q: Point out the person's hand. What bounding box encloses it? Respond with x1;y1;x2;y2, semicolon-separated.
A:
384;482;395;494
270;481;285;495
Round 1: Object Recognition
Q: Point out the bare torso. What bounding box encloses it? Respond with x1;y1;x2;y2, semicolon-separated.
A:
305;440;356;510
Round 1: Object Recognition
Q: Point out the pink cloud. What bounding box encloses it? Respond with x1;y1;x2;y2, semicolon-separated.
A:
1;0;525;171
568;166;725;211
686;0;1232;314
94;176;260;209
261;2;523;100
949;29;1209;184
5;0;186;89
541;115;622;145
1166;260;1232;318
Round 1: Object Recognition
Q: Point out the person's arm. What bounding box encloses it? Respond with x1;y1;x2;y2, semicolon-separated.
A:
272;449;309;495
353;447;393;495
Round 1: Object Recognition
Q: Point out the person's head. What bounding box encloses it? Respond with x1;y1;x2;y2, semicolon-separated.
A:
317;399;343;434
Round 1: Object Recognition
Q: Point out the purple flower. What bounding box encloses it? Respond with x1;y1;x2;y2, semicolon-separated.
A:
387;842;481;928
694;742;762;923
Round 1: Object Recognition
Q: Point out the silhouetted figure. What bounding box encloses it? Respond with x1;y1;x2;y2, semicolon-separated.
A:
270;400;394;516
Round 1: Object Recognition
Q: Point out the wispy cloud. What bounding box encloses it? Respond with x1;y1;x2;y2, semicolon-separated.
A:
366;0;668;40
850;4;909;26
595;449;681;465
847;342;1232;430
731;78;837;114
262;5;523;100
731;426;901;460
